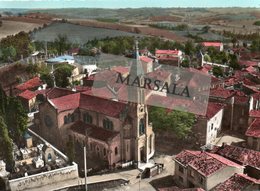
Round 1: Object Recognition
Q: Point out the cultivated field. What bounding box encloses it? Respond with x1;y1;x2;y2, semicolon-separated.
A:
0;20;41;39
31;22;142;43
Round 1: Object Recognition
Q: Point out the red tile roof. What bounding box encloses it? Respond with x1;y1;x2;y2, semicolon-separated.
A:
238;60;258;67
175;150;242;177
16;76;43;91
70;121;119;142
155;49;181;55
140;56;153;63
210;87;235;99
146;69;171;82
213;173;259;191
205;102;224;119
246;119;260;138
111;66;130;74
215;145;260;169
50;93;81;111
18;90;37;100
46;87;75;99
202;42;223;47
249;110;260;118
79;93;127;118
158;187;205;191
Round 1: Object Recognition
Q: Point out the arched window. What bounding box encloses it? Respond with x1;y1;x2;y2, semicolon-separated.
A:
139;118;145;135
84;113;93;124
103;118;113;130
115;147;118;155
103;148;107;156
47;153;52;161
64;116;68;124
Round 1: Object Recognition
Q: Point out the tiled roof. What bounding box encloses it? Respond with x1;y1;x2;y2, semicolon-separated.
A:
140;56;153;63
16;76;43;91
111;66;130;74
50;93;81;111
175;150;201;166
238;60;258;67
202;42;222;47
158;187;205;191
18;90;37;100
146;69;171;81
49;91;127;118
213;173;259;191
249;110;260;118
175;150;242;177
70;121;119;142
210;87;235;99
234;95;249;104
79;93;127;118
215;145;260;169
155;49;181;55
46;87;75;99
205;102;224;119
246;119;260;138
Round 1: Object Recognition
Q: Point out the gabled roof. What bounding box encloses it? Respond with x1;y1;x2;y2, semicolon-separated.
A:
79;93;127;118
111;66;129;75
46;87;75;99
209;87;236;99
155;49;181;55
205;102;224;119
70;121;119;142
16;76;43;91
213;173;259;191
18;90;37;100
215;145;260;169
175;150;242;177
202;42;223;47
140;56;153;63
50;93;81;111
249;110;260;118
246;119;260;138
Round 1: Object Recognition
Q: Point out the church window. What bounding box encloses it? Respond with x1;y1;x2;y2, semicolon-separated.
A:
103;118;113;130
64;116;68;124
84;113;93;124
115;147;118;155
139;118;145;135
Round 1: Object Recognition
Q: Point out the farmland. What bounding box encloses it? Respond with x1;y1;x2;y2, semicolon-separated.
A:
0;20;41;39
31;22;143;43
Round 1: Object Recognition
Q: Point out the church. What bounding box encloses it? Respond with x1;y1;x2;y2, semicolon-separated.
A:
33;42;155;169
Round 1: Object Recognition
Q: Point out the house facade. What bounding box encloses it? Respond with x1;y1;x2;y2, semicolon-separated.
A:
174;150;244;191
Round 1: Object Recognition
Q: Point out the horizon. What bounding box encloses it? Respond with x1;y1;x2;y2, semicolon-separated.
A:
0;0;259;9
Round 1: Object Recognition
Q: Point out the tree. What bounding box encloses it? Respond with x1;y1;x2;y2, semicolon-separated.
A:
0;115;13;169
2;46;17;62
5;97;28;143
54;34;71;55
212;66;223;77
66;136;75;165
54;64;74;88
184;40;195;56
149;107;195;138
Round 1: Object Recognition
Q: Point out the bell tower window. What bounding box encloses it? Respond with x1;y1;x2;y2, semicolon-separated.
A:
139;118;145;136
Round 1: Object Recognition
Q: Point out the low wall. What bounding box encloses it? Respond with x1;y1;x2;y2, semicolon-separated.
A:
8;163;78;191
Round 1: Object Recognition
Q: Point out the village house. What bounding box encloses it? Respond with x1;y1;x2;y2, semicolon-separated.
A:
174;150;244;190
212;173;260;191
201;42;224;52
212;144;260;179
246;118;260;151
193;102;224;146
18;90;37;112
155;49;183;66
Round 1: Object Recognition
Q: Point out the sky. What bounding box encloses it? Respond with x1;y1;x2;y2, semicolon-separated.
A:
0;0;259;9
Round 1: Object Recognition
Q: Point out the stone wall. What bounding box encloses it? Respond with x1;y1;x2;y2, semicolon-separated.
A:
8;163;78;191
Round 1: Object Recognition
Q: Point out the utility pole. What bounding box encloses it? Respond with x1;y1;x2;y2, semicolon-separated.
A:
84;146;88;191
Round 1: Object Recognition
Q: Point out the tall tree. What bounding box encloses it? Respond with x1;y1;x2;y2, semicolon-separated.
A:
0;115;13;169
149;107;195;139
54;34;71;55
